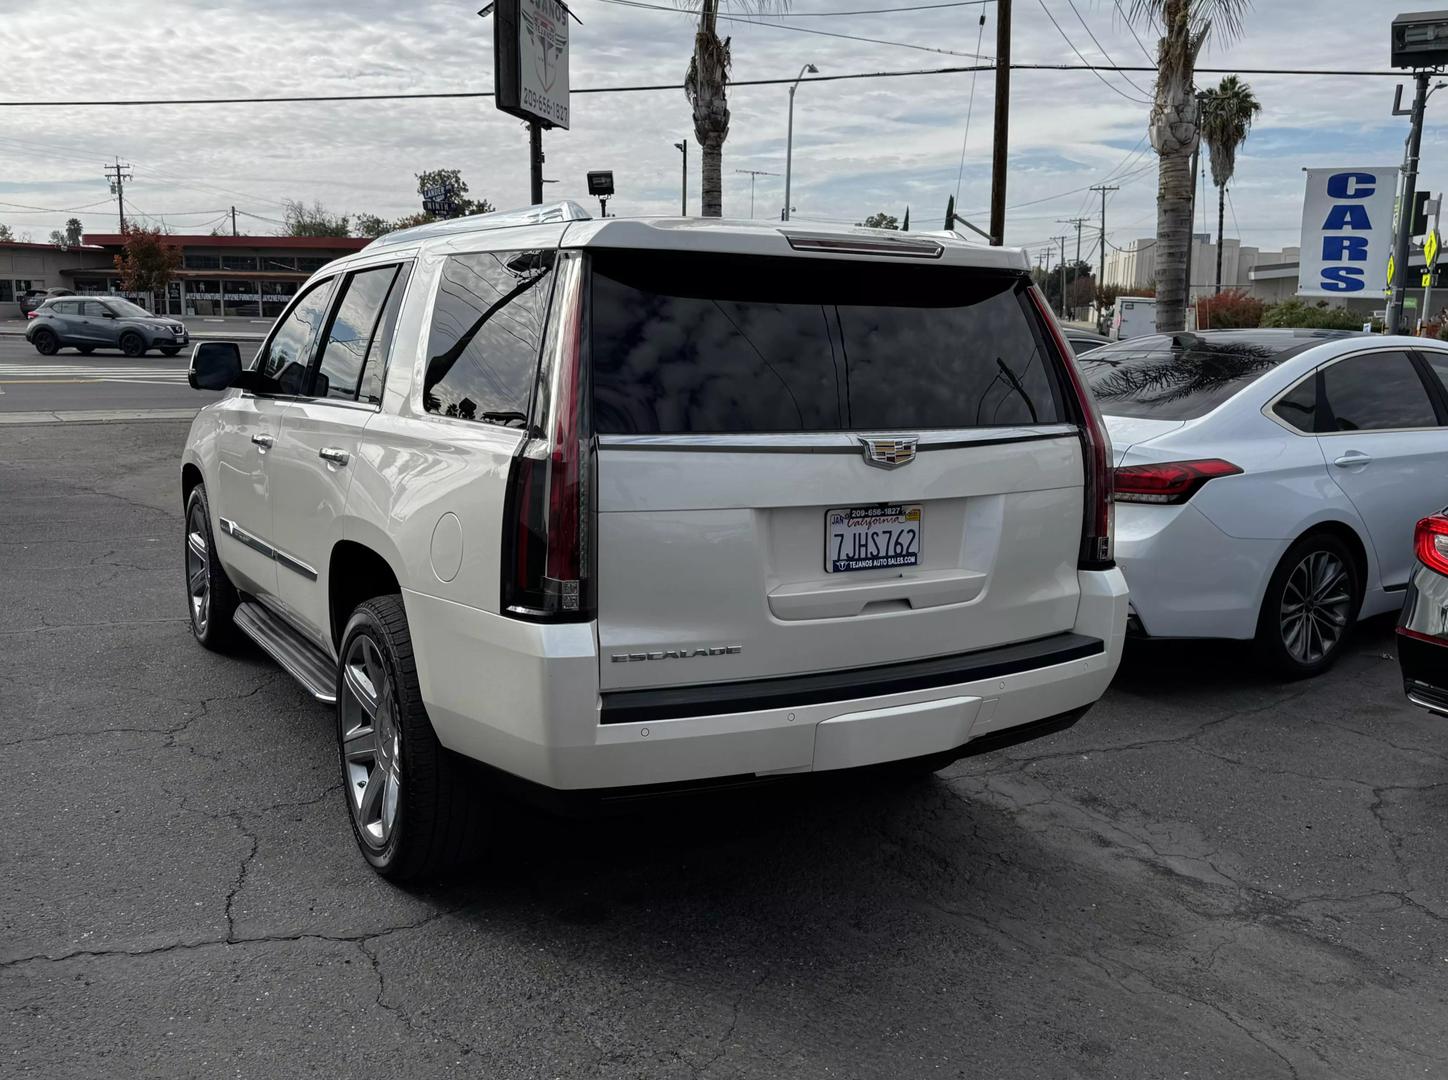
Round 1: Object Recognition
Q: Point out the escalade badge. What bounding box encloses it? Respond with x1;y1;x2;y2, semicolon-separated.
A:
859;435;919;469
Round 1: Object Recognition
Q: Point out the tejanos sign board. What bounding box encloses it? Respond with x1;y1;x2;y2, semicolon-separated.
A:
494;0;571;130
1298;167;1398;296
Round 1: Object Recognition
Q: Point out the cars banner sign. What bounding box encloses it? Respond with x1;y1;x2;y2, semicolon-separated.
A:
1298;167;1398;297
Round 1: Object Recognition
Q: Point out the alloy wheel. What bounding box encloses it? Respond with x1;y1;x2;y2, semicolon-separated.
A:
185;501;209;634
1279;549;1352;665
341;635;402;850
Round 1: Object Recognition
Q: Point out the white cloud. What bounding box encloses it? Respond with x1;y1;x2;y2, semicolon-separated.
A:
0;0;1433;267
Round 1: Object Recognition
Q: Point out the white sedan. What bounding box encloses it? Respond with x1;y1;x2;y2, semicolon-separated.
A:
1079;329;1448;677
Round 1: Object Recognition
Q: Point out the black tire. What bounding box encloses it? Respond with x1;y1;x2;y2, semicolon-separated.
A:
183;484;239;650
160;346;182;356
32;329;58;355
1254;531;1361;679
78;346;95;354
120;332;146;357
336;595;488;882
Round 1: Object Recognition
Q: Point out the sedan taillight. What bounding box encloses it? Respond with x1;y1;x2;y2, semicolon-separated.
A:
1414;515;1448;577
1113;459;1243;505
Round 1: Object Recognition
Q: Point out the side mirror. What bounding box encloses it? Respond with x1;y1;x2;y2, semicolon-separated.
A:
188;341;242;391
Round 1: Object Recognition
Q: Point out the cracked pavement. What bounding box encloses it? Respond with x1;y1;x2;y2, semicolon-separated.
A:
3;420;1447;1079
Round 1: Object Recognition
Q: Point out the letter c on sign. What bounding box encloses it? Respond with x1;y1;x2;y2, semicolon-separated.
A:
1326;172;1377;199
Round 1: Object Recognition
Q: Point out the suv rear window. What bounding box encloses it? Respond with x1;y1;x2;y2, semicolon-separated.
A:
589;251;1063;434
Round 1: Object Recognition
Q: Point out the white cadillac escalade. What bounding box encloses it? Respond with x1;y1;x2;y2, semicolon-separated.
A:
179;203;1128;879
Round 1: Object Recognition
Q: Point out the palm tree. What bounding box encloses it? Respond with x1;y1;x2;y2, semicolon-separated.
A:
1200;76;1261;295
680;2;790;217
1129;0;1251;332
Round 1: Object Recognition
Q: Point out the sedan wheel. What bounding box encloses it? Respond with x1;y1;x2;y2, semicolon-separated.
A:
1278;549;1352;666
1255;532;1360;679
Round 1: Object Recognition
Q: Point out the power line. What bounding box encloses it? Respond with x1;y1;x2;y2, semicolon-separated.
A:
618;0;998;14
1035;0;1151;105
1063;0;1152;98
597;0;993;59
0;197;118;213
0;64;1407;108
1113;0;1157;65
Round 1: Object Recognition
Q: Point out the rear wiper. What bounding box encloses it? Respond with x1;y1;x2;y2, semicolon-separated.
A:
995;358;1039;423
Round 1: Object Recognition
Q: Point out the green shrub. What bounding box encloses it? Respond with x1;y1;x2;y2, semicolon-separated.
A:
1259;299;1366;331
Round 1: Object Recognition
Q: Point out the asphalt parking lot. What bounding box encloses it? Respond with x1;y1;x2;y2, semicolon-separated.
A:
3;419;1446;1079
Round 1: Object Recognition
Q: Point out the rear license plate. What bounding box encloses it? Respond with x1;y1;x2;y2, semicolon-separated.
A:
826;504;922;573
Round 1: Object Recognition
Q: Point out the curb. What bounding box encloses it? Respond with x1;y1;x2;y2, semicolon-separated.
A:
0;326;265;342
0;408;199;425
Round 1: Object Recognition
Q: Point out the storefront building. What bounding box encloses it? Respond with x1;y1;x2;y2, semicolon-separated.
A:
72;234;372;318
0;241;112;317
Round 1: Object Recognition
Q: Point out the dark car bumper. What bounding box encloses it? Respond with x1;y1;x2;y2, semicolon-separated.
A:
1398;562;1448;716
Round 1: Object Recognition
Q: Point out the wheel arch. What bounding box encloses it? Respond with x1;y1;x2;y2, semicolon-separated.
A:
328;536;406;653
1293;519;1370;606
180;461;204;510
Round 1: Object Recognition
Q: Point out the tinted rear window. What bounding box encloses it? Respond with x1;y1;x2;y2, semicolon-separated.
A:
589;251;1063;434
1081;338;1294;420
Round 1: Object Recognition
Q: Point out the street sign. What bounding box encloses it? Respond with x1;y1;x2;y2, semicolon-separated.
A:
1424;272;1434;288
421;183;458;217
1387;253;1396;290
494;0;571;130
1427;228;1441;268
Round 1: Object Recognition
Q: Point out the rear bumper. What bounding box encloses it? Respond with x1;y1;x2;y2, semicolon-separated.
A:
1116;502;1281;640
1398;563;1448;716
405;568;1128;790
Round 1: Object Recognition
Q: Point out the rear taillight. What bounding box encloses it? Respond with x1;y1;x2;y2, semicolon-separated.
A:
1113;459;1243;505
1027;286;1113;569
501;253;594;621
1414;515;1448;577
25;311;37;319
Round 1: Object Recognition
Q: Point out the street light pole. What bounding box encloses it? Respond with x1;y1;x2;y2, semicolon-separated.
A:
783;62;818;223
674;140;688;215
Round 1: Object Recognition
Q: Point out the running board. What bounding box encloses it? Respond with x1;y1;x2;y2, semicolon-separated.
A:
233;601;337;704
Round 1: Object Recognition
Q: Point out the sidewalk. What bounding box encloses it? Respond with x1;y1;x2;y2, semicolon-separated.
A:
0;316;267;340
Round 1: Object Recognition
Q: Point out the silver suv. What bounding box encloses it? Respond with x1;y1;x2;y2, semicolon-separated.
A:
26;296;189;357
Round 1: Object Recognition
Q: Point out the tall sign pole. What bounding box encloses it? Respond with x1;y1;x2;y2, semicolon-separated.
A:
489;1;572;207
988;0;1011;246
1387;72;1430;334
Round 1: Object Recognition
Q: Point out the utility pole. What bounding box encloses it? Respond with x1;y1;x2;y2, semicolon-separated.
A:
988;0;1011;246
230;205;238;237
1091;184;1118;333
1388;72;1432;335
1052;235;1069;319
1058;216;1088;319
735;169;780;218
104;158;132;233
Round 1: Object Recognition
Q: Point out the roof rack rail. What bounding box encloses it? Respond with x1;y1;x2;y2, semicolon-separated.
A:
368;201;593;248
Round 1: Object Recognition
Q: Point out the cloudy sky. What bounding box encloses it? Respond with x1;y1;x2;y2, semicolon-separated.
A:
0;0;1429;264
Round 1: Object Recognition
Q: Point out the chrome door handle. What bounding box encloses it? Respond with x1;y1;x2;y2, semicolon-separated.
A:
318;447;350;466
251;433;274;449
1333;451;1371;468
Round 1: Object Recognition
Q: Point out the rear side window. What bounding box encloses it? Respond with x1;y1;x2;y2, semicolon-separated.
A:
1322;352;1437;431
423;250;554;426
589;251;1062;434
1273;376;1319;432
315;264;400;401
50;301;79;315
1422;351;1448;402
